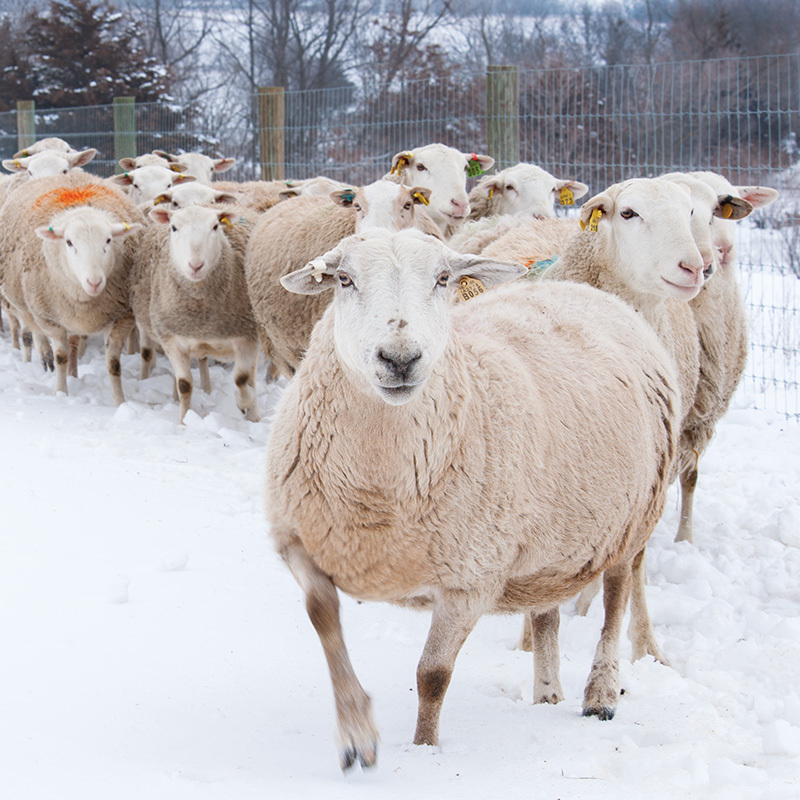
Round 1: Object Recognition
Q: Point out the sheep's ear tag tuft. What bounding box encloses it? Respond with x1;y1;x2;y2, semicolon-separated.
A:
580;208;602;232
721;202;733;219
466;155;485;177
391;152;413;174
341;191;355;204
220;216;233;228
413;191;430;205
559;187;575;206
170;164;183;173
457;275;486;302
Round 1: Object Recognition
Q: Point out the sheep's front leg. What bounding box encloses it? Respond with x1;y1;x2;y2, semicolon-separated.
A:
628;547;667;664
138;328;157;380
582;561;633;720
675;464;698;543
232;338;261;421
104;316;135;406
162;339;193;422
414;590;484;747
49;329;70;394
198;357;212;393
531;607;565;704
281;538;378;771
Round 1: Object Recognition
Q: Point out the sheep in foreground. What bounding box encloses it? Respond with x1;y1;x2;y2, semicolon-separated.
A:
0;173;144;404
670;171;779;543
384;143;494;236
128;205;261;423
266;228;679;770
244;179;439;379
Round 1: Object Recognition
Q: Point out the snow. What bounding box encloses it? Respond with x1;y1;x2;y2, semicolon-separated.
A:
1;292;799;799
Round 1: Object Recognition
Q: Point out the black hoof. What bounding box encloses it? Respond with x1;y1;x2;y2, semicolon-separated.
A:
582;706;616;721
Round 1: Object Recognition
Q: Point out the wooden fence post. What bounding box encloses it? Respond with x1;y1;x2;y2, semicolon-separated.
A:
16;100;36;154
486;66;519;170
258;86;285;181
113;96;136;172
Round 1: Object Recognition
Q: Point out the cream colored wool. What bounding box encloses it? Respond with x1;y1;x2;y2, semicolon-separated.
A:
0;173;145;404
265;230;679;769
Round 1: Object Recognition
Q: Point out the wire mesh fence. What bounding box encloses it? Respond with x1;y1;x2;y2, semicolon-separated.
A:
2;53;799;419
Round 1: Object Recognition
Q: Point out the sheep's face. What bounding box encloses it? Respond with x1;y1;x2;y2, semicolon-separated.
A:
478;164;589;219
153;184;238;210
333;181;432;235
281;230;527;406
390;144;494;233
690;171;778;271
2;149;96;180
151;206;226;282
111;165;195;204
580;178;709;301
35;211;142;298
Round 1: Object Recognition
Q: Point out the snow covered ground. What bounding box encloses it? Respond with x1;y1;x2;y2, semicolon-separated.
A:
1;290;799;799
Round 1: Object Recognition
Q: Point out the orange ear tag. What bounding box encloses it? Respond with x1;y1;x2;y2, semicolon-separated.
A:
721;203;733;218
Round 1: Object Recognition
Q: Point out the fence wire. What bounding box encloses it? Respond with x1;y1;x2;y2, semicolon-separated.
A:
2;54;798;419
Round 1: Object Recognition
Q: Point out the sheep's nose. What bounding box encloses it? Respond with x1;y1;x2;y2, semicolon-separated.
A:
189;261;204;275
86;278;102;293
377;348;422;380
450;198;468;217
678;259;703;281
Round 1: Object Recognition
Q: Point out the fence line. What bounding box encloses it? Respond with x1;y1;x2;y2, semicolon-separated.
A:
1;54;798;419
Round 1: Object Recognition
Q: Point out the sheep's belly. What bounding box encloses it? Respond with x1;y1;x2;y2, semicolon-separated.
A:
172;335;237;360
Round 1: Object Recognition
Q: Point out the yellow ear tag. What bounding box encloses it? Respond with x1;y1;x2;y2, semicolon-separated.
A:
220;216;232;228
588;208;602;232
413;191;430;205
391;152;413;175
722;203;733;218
488;187;494;200
15;159;24;169
559;186;575;206
458;275;486;302
22;150;29;157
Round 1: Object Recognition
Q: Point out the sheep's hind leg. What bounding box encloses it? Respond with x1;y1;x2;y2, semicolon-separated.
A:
281;538;378;772
628;547;667;664
675;463;698;543
232;338;261;421
582;561;633;720
414;590;484;747
531;607;564;704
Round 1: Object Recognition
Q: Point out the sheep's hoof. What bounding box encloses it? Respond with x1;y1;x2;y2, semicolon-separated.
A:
582;705;616;721
339;740;377;772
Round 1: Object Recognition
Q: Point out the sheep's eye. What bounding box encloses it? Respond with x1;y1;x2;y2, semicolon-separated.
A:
505;185;515;192
353;203;361;212
620;208;638;220
436;272;450;287
65;239;74;248
213;224;219;231
105;238;111;245
338;273;353;287
403;201;412;210
171;225;177;233
416;163;426;172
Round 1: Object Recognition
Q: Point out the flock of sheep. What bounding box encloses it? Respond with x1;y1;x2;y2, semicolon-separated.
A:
0;136;781;772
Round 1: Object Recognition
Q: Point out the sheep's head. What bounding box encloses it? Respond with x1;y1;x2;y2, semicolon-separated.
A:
3;149;97;179
476;164;589;219
35;209;141;297
331;180;433;234
388;144;494;235
111;165;196;204
281;229;526;406
579;178;713;301
153;183;239;209
13;137;76;159
152;151;236;186
689;171;779;270
150;205;229;282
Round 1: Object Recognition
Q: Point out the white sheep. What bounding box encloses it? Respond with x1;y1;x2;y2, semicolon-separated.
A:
244;179;441;379
266;228;679;770
152;150;236;185
151;183;240;209
0;174;144;404
118;153;175;171
12;137;77;159
128;205;261;423
384;143;494;236
109;165;196;205
670;170;779;543
2;148;97;180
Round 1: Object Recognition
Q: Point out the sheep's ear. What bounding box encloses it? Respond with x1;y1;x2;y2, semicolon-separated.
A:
169;162;189;174
118;157;138;171
111;173;134;186
279;188;299;200
735;185;779;209
579;192;613;229
331;187;357;207
465;152;494;176
390;150;414;175
152;192;172;206
152;150;176;162
478;174;504;196
281;248;347;294
149;208;173;225
715;195;753;221
111;222;143;238
35;225;64;240
2;158;28;173
171;173;196;186
557;178;590;200
218;210;236;229
212;191;239;205
411;186;431;205
445;250;528;288
213;157;236;173
69;149;97;169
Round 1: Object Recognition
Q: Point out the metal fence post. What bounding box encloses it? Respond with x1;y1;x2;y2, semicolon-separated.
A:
16;100;36;154
113;96;136;172
258;86;285;181
486;65;519;170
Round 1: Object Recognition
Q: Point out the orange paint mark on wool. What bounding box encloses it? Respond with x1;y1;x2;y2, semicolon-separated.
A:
32;184;118;212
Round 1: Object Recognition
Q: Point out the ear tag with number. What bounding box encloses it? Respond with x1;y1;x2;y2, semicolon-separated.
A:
458;275;486;301
559;186;575;206
721;202;733;218
581;208;602;232
466;156;485;178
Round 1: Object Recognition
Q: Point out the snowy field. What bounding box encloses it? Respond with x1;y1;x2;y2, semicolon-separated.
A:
1;281;799;799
